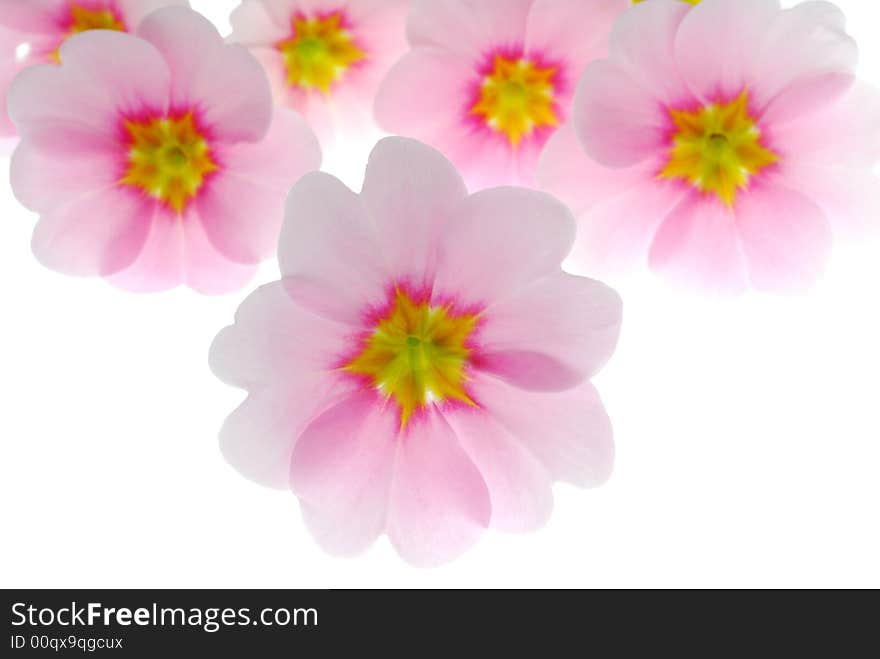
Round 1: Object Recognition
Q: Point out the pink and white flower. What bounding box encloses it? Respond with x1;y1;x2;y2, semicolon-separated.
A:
374;0;631;189
229;0;410;147
210;137;622;566
538;0;880;294
8;7;321;294
0;0;189;140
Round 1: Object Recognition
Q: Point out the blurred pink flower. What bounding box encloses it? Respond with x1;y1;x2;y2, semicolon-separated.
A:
374;0;631;189
0;0;190;140
229;0;409;146
8;7;320;294
539;0;880;294
210;137;622;566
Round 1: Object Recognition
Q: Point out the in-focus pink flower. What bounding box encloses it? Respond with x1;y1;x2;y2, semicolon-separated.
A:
210;137;622;566
229;0;409;146
0;0;190;140
374;0;631;189
8;7;321;294
539;0;880;294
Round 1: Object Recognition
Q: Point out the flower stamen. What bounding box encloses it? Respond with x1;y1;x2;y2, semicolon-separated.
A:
471;54;559;147
119;112;218;214
660;91;778;207
276;13;366;93
344;288;479;428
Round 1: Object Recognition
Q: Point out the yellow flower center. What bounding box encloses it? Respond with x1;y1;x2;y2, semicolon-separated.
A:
660;91;778;207
276;13;366;93
471;55;559;147
119;113;218;214
51;4;126;62
344;289;479;428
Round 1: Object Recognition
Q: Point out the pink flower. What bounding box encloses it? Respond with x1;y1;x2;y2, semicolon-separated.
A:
0;0;190;140
538;0;880;294
229;0;410;147
374;0;631;189
8;7;321;294
210;137;622;566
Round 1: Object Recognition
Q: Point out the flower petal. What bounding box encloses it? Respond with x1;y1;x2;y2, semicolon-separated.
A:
387;412;491;567
8;31;171;147
434;187;575;304
10;141;119;213
105;213;185;293
137;6;272;142
229;0;289;45
290;390;398;556
735;184;832;293
373;47;474;154
525;0;627;69
477;271;622;391
752;1;857;123
279;172;388;326
117;0;190;25
211;282;358;489
648;194;749;295
538;124;684;277
407;0;533;59
198;108;321;265
606;0;692;105
181;210;258;295
361;137;468;285
209;280;354;391
445;406;553;533
674;0;780;102
471;374;615;489
31;187;153;277
573;60;669;168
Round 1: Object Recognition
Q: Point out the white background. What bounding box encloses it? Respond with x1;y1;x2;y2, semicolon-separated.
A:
1;0;878;589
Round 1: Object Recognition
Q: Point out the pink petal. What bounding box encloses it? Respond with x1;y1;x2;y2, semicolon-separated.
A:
525;0;628;69
10;141;119;213
106;213;185;293
361;137;468;285
752;1;857;123
445;406;553;533
778;166;880;241
538;124;684;277
0;0;55;33
0;25;25;136
211;280;358;488
478;271;622;391
573;59;670;168
279;172;388;326
197;108;321;265
407;0;533;59
470;374;615;489
137;6;272;142
373;47;474;155
674;0;780;102
8;31;171;148
117;0;191;26
735;184;832;293
182;210;258;295
648;194;749;295
605;0;692;105
765;83;880;239
31;186;153;277
773;83;880;170
229;0;289;45
108;211;257;294
290;391;398;556
387;412;491;567
433;187;575;304
209;279;354;391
